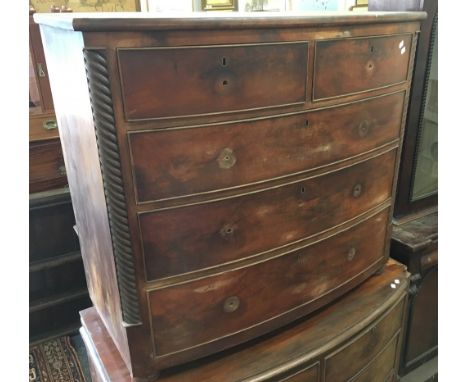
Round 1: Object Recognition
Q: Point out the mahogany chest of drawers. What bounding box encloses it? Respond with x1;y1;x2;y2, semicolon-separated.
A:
35;11;425;380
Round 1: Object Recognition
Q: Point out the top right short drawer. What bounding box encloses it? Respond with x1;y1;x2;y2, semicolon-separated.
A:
313;34;412;100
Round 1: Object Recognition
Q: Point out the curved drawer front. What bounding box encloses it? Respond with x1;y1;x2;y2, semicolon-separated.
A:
118;42;308;121
325;299;404;382
349;336;399;382
140;149;396;280
130;92;404;203
313;34;412;100
148;209;389;356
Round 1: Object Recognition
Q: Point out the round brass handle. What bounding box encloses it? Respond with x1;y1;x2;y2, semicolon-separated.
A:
223;296;240;313
217;148;236;169
347;247;356;261
352;183;363;198
220;223;236;239
43;119;58;130
358;120;371;137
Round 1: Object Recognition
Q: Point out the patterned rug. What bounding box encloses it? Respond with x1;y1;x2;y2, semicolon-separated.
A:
29;336;86;382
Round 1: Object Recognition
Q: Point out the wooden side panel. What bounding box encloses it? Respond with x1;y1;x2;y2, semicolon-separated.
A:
141;150;397;280
39;26;132;370
314;34;412;100
118;42;308;120
148;210;388;356
130;92;405;203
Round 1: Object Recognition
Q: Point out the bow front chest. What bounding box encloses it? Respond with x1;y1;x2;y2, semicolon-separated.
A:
35;11;425;380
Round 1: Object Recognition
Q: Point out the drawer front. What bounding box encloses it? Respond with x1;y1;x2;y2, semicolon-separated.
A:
314;34;412;100
280;363;319;382
130;92;404;203
141;149;397;280
325;299;404;382
29;113;59;142
118;42;308;120
29;140;67;193
349;335;399;382
148;210;389;356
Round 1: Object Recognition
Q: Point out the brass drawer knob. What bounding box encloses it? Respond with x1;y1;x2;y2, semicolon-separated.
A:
218;148;236;169
43;119;58;130
352;183;363;198
223;296;240;313
347;247;356;261
358;120;371;137
220;223;236;239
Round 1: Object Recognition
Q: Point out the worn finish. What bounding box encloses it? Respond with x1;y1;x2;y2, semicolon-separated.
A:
36;12;423;379
314;33;412;100
149;210;388;356
391;210;438;376
119;43;308;120
141;150;396;280
80;261;408;382
29;139;68;193
130;92;404;203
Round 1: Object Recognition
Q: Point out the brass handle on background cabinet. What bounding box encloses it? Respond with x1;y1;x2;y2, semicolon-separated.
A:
58;165;67;176
43;120;58;130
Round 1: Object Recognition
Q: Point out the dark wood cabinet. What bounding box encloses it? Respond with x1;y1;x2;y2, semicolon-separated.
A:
29;189;91;342
391;211;437;376
35;12;424;380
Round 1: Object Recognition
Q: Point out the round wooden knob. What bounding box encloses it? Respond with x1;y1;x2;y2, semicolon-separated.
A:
223;296;240;313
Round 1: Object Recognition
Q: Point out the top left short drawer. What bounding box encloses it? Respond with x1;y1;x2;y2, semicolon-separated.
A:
118;42;308;121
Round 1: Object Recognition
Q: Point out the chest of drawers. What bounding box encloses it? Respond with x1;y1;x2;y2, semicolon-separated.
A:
35;11;425;380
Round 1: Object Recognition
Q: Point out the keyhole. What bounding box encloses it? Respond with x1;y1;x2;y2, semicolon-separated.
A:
305;120;309;127
221;57;227;66
370;46;374;53
222;80;228;86
301;186;306;194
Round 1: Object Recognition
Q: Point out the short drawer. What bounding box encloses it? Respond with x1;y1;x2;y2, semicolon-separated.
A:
140;149;397;280
349;335;400;382
313;34;412;100
29;139;68;193
148;209;389;356
130;92;404;203
29;113;59;142
325;299;404;382
118;42;308;120
280;363;319;382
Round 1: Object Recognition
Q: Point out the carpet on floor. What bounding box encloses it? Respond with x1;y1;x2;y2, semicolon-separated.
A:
29;336;87;382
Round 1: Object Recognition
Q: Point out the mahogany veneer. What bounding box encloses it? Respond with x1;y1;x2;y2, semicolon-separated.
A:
81;260;409;382
35;12;425;379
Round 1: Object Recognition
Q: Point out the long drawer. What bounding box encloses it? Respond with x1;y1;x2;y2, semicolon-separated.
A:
148;209;389;356
140;149;396;280
313;33;412;100
129;92;404;203
118;42;308;121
